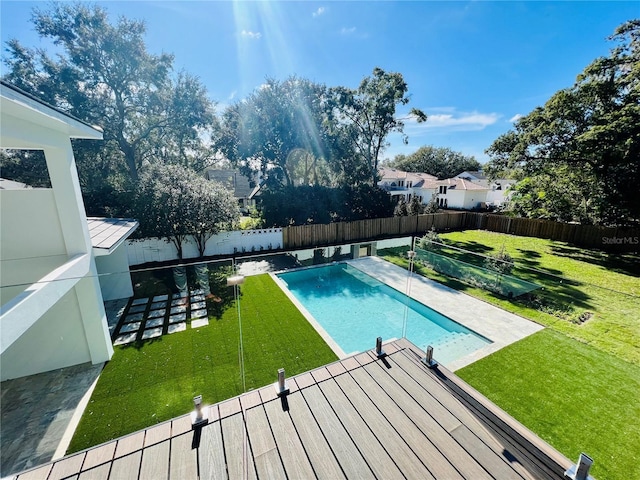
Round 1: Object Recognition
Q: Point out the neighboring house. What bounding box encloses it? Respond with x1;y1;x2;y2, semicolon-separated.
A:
455;170;516;207
378;166;439;204
0;81;134;381
204;168;256;213
378;166;489;210
435;178;489;210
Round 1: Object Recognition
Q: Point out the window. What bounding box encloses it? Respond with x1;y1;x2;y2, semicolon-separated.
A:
407;181;412;188
399;180;404;187
439;185;447;194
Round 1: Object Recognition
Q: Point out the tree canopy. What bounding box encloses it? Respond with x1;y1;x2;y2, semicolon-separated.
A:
216;77;332;189
388;146;481;179
134;164;240;258
486;19;640;225
329;68;427;186
3;3;215;186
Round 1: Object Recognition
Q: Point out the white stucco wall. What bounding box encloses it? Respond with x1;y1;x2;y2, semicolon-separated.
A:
95;245;134;300
0;288;91;381
0;189;66;260
445;189;487;210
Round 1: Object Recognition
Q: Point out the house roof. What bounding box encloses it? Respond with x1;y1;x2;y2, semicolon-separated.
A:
16;339;571;479
378;166;438;188
438;178;489;191
457;171;487;181
0;80;103;143
87;217;139;256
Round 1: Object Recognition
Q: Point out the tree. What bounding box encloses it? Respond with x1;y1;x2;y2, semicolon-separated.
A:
3;3;216;186
329;67;426;186
134;164;239;258
216;77;331;189
485;20;640;225
388;146;481;179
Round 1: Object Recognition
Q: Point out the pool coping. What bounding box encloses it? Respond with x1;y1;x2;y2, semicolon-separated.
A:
271;257;544;371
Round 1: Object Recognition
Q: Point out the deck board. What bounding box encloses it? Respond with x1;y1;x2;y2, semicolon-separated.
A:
244;404;286;478
221;413;257;480
169;433;197;480
199;420;227;480
286;389;346;480
300;383;374;479
139;441;169;480
108;451;141;480
82;442;116;471
48;453;85;480
317;378;404;480
263;398;316;479
333;370;439;479
14;341;570;480
78;463;110;480
360;357;494;479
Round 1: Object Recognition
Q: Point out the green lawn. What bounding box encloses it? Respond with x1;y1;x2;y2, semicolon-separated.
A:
457;329;640;480
68;274;338;453
381;230;640;480
382;230;640;365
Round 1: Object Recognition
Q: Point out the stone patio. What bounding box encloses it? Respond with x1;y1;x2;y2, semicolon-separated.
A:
112;290;212;345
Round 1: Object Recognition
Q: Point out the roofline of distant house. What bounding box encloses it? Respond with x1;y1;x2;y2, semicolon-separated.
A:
0;79;103;134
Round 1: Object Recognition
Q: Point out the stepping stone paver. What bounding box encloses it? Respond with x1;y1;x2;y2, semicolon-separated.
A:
132;298;148;306
191;318;209;329
145;318;164;328
114;333;137;345
191;309;207;319
191;295;205;302
148;309;165;318
169;313;186;323
170;306;187;314
128;305;147;314
191;301;206;310
168;323;186;334
153;295;169;302
124;313;143;322
120;322;141;333
142;328;162;340
192;289;205;295
151;301;167;310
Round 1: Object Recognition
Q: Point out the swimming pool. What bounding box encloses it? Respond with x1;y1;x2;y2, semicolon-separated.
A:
276;263;491;365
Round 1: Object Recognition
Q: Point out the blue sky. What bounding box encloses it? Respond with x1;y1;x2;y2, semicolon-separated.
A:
2;1;637;163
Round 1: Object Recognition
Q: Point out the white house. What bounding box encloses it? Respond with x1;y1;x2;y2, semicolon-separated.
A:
455;171;516;207
0;81;115;381
378;166;439;204
435;178;489;210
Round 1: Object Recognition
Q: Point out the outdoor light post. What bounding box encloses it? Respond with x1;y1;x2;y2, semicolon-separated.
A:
227;264;246;392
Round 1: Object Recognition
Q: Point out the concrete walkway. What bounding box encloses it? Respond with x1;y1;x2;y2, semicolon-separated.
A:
348;256;543;370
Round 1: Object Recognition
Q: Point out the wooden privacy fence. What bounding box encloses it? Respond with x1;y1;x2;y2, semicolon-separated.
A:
283;212;640;252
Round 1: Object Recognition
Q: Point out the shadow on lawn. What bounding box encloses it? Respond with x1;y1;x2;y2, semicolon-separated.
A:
551;244;640;278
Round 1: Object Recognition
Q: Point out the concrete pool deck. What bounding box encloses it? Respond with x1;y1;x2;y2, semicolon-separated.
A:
348;256;544;370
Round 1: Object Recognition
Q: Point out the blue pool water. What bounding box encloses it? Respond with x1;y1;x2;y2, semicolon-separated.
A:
277;263;491;365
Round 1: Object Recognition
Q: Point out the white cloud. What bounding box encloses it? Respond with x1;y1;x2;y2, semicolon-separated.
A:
509;113;523;123
403;109;501;133
340;26;356;35
241;30;262;40
312;7;325;17
228;90;237;101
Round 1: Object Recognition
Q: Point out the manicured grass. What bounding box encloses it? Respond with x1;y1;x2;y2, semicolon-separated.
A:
457;329;640;480
381;230;640;365
68;274;338;453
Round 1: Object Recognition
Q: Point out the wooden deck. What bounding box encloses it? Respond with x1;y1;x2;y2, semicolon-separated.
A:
13;339;571;479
